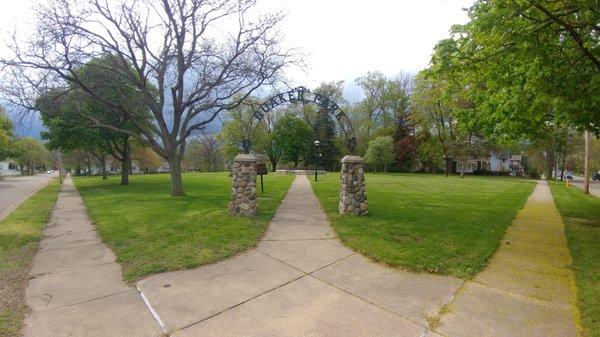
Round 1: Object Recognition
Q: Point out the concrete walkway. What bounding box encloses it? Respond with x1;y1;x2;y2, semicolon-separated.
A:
23;176;580;337
438;181;579;337
22;177;162;337
137;176;462;336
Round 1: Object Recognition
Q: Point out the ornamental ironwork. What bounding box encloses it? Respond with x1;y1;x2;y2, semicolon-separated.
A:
242;86;357;153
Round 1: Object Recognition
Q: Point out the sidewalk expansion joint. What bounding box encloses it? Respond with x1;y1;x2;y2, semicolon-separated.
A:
32;288;132;312
136;285;168;335
177;274;307;334
37;240;101;252
31;261;116;278
308;272;432;333
470;280;573;310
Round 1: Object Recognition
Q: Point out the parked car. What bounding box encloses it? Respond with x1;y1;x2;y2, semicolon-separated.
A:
565;172;573;180
593;172;600;181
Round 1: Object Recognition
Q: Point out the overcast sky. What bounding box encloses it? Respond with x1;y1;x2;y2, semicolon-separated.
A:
1;0;474;135
1;0;474;88
259;0;474;90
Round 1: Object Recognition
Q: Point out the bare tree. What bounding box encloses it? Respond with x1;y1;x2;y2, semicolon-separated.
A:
2;0;295;195
185;133;222;172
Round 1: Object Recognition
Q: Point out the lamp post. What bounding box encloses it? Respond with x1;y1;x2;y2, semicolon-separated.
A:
313;140;320;182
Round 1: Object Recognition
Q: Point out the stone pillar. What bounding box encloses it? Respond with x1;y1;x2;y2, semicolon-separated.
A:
339;155;368;215
229;154;258;216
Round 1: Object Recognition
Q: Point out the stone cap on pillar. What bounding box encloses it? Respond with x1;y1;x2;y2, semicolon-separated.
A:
234;153;258;162
341;155;364;163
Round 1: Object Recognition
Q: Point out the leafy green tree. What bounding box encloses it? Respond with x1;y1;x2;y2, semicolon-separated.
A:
430;0;599;187
13;137;49;175
0;107;14;161
265;134;283;172
36;56;149;184
217;98;269;160
273;115;312;168
355;72;387;152
411;71;462;175
364;136;395;172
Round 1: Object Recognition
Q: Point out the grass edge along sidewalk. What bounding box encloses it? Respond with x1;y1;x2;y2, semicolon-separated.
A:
74;172;294;283
550;182;600;337
0;179;60;337
311;173;536;279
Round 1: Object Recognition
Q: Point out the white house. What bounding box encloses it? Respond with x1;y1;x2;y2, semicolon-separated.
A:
456;152;523;175
0;160;22;176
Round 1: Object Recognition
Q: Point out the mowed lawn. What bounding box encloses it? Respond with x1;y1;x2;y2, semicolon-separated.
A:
549;183;600;337
74;172;294;283
0;180;60;337
311;173;535;278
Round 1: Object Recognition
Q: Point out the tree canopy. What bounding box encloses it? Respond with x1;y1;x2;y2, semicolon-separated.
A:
0;107;14;161
272;114;312;168
431;0;600;139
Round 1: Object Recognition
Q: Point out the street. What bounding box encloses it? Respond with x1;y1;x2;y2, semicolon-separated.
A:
569;176;600;198
0;174;56;221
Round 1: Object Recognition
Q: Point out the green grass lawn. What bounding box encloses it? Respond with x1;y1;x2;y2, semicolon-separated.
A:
311;173;536;278
0;180;60;337
74;172;294;283
549;183;600;337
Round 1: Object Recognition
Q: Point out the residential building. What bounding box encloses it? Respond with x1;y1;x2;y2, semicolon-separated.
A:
455;152;523;175
0;160;22;176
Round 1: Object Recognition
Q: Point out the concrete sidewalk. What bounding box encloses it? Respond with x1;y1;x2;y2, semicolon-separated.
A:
137;175;461;336
22;177;162;337
23;175;580;336
438;181;579;337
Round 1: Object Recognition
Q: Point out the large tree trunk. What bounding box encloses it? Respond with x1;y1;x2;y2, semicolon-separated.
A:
100;155;107;180
168;155;185;196
560;153;566;181
443;154;450;177
269;156;278;172
583;130;590;194
120;139;131;186
460;156;467;179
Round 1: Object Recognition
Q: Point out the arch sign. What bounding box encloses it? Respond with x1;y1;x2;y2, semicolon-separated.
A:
243;86;357;153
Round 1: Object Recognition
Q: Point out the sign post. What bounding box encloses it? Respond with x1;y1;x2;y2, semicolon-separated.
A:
256;163;268;193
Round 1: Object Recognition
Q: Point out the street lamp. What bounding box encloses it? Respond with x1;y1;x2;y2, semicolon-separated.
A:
313;140;320;182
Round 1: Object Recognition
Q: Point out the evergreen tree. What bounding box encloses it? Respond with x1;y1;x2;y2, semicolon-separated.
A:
306;110;340;171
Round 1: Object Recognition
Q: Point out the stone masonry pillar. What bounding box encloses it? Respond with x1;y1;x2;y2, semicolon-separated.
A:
229;154;258;216
339;155;368;215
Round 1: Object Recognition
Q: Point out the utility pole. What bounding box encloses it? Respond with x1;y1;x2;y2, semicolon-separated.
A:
583;130;590;194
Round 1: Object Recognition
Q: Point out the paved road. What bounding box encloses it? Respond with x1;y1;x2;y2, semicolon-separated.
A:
0;174;55;221
569;176;600;198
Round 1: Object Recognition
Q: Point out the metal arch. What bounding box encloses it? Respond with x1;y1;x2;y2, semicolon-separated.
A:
242;86;357;153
